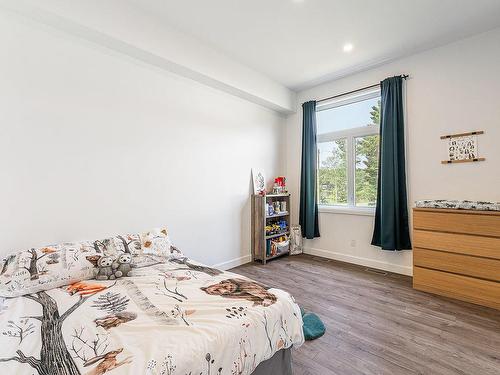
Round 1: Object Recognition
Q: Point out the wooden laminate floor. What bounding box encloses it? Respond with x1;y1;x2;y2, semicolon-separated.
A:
231;254;500;375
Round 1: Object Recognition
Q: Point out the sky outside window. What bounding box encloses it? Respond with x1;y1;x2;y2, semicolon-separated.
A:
317;97;379;134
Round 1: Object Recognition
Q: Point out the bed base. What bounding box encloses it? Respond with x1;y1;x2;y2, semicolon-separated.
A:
251;348;292;375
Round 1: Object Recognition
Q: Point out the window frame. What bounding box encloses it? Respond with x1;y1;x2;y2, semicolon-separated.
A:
316;87;380;215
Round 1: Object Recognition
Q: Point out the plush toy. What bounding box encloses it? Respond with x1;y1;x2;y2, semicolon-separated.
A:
96;256;115;280
112;253;132;278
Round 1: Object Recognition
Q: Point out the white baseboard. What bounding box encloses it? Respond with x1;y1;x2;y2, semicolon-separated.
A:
212;254;252;271
304;247;413;276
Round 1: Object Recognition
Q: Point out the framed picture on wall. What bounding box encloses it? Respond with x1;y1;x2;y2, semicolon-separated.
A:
448;135;477;161
252;169;266;195
441;130;485;164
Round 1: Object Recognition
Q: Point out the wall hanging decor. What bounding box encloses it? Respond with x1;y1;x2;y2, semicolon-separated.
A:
252;168;266;195
440;130;485;164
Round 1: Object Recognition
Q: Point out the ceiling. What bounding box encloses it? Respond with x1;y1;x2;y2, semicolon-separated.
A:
128;0;500;90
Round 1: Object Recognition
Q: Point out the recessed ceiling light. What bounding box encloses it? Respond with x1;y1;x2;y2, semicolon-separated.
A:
343;43;354;52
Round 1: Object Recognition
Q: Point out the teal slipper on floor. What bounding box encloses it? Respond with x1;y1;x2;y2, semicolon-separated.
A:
300;307;325;340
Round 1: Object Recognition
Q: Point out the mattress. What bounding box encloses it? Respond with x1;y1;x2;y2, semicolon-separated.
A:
0;258;304;375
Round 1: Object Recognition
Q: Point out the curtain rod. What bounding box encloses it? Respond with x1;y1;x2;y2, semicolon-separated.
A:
312;74;409;104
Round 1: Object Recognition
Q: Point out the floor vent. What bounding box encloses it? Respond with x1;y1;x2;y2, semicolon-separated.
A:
365;268;388;276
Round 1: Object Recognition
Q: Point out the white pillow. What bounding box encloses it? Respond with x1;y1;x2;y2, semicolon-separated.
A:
0;227;182;296
0;241;99;298
139;227;180;258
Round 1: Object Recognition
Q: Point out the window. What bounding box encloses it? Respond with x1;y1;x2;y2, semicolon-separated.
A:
317;88;380;213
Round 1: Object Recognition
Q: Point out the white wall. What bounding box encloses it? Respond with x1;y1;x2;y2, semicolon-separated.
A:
0;0;295;113
0;11;285;268
286;28;500;275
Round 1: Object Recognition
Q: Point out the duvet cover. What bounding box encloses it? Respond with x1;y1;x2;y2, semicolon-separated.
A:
0;257;304;375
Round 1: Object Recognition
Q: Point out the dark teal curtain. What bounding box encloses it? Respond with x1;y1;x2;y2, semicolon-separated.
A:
371;76;412;250
299;101;320;239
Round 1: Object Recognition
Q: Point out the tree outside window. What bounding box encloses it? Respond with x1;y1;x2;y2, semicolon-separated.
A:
317;93;380;209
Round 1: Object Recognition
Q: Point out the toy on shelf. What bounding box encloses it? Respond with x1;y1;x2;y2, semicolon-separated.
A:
278;219;288;231
272;176;287;195
265;219;289;236
265;224;280;236
268;235;290;257
266;203;274;216
265;202;288;217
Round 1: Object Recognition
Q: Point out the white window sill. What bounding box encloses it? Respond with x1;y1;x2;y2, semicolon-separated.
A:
318;205;375;216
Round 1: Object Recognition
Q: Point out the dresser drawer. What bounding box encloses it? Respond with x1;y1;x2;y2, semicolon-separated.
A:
413;209;500;237
414;248;500;282
413;267;500;310
413;230;500;259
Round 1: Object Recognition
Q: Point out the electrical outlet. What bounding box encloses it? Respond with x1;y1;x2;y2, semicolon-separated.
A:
350;240;357;247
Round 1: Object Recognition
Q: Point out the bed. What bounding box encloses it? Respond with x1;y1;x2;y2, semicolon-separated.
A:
0;244;304;375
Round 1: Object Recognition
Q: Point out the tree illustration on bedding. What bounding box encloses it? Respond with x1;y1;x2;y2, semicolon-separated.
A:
2;318;35;343
146;352;223;375
1;254;16;276
170;257;222;277
155;272;189;302
69;327;132;375
169;304;195;326
276;315;293;351
261;311;273;351
22;247;57;280
116;235;141;254
46;252;61;264
70;327;110;363
231;324;257;375
0;281;127;375
92;291;137;330
92;292;129;313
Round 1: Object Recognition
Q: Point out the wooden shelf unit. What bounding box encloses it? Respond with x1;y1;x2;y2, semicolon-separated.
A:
252;193;291;264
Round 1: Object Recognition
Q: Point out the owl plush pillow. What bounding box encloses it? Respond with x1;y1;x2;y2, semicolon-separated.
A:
139;227;183;259
140;227;172;256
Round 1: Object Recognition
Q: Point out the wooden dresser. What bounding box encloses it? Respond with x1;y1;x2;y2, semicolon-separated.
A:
413;208;500;310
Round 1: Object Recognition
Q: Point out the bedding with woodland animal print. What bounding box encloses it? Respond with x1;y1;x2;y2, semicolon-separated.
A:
0;257;304;375
0;241;100;298
0;227;180;295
